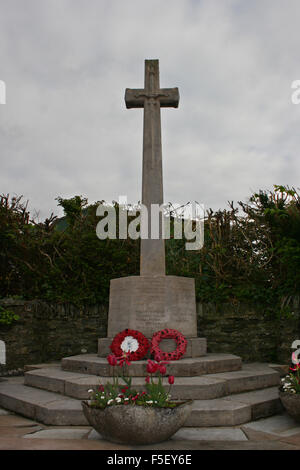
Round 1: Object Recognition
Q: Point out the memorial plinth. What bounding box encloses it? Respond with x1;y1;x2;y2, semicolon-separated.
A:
107;275;197;338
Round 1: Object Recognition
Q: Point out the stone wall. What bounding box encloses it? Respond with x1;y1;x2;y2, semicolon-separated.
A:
0;299;107;375
0;299;298;375
197;302;300;364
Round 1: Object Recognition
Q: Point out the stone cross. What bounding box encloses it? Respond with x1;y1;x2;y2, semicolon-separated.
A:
125;60;179;276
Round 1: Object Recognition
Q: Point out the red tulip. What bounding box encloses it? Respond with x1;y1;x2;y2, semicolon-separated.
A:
168;375;175;385
145;375;150;383
146;360;159;374
154;352;161;362
159;365;167;375
107;354;118;366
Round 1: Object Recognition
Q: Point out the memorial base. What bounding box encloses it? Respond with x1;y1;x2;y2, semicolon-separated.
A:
107;275;198;338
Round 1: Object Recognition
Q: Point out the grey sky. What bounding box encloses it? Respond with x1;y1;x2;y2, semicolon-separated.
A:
0;0;300;220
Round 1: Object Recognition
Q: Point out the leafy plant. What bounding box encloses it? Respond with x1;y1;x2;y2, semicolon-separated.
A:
280;363;300;394
88;353;177;409
0;307;20;325
0;186;299;317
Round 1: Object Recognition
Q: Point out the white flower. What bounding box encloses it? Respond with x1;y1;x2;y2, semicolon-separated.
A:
146;400;153;404
124;398;129;401
121;336;139;353
100;396;105;399
107;399;114;405
88;389;93;393
116;397;122;403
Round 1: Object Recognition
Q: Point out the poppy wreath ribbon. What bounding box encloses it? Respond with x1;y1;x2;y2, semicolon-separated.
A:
150;328;187;361
110;329;150;361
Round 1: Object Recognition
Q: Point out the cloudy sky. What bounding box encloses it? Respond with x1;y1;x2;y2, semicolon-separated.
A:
1;0;300;220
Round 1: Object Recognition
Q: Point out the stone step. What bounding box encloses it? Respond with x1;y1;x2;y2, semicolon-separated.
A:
0;382;88;425
24;363;280;400
61;353;242;377
0;380;282;427
185;387;283;427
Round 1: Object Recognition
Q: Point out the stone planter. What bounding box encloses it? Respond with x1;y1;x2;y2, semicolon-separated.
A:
82;400;193;445
279;391;300;422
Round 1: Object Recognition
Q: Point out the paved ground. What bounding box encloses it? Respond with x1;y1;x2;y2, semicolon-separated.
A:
1;406;300;450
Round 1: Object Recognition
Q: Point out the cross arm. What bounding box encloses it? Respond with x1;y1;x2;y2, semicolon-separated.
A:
125;87;179;109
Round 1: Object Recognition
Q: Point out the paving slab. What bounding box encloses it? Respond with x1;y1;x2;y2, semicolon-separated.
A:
241;427;282;442
0;426;43;438
171;426;248;441
0;436;130;450
0;414;39;427
23;428;91;439
88;426;247;442
242;412;300;437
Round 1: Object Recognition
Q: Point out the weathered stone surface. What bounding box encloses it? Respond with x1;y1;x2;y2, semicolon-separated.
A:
61;353;242;377
23;363;279;402
279;391;300;423
197;302;300;364
242;413;300;438
23;428;90;439
98;336;207;358
1;299;299;373
208;363;280;394
24;368;95;395
107;276;197;338
0;377;283;427
125;59;179;277
171;426;248;441
82;400;192;445
24;367;227;400
0;382;88;425
0;300;107;375
226;387;283;420
24;363;60;372
186;398;252;427
269;364;290;377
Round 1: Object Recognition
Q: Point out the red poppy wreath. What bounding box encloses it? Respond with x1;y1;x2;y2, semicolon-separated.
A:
110;329;149;361
150;328;187;361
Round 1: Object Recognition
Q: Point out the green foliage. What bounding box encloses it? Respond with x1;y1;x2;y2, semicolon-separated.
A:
0;186;299;316
0;306;20;325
